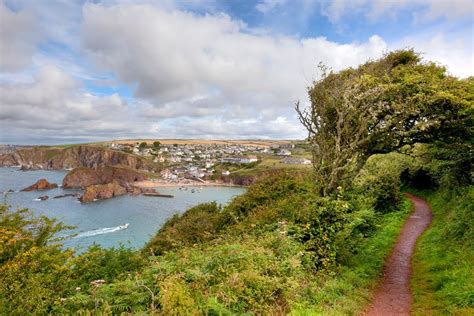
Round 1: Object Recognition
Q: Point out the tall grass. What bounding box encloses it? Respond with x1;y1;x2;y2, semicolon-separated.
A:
411;187;474;315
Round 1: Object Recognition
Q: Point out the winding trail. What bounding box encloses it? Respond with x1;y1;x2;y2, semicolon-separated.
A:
364;193;432;316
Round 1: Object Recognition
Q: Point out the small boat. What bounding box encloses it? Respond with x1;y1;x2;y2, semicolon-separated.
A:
119;223;130;229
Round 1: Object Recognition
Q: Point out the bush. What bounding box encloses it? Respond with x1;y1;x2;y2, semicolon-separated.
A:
71;244;145;289
355;153;412;213
0;205;75;314
144;202;222;255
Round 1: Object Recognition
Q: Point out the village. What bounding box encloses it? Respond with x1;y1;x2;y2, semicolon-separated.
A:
108;141;312;184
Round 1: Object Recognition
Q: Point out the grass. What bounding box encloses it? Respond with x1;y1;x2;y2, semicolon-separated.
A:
232;157;311;176
291;198;413;315
410;187;474;315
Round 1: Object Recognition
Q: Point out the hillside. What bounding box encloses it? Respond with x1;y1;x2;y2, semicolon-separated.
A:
0;145;157;172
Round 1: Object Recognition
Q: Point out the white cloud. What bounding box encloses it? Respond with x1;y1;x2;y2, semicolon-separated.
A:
81;3;390;140
1;1;472;143
0;66;154;143
320;0;474;24
256;0;287;14
394;32;474;78
0;1;42;71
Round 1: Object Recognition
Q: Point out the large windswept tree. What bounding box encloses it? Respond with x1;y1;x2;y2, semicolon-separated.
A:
296;50;473;196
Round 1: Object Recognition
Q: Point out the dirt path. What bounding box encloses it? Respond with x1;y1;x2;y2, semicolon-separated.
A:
364;193;432;316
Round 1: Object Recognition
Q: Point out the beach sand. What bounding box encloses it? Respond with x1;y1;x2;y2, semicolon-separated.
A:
133;179;242;188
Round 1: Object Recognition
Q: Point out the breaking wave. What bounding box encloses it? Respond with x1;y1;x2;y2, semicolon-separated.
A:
74;224;129;238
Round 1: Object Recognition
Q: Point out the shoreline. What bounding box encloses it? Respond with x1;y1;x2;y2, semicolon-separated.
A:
133;179;245;188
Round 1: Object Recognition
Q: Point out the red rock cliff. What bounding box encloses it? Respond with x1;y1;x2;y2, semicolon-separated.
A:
63;166;147;189
0;145;155;172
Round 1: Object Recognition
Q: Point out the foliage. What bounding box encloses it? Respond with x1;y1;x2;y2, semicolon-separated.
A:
296;49;473;196
71;244;146;289
355;152;414;212
153;141;161;149
139;142;147;150
0;204;71;265
0;205;74;314
411;187;474;315
144;202;223;255
0;205;145;315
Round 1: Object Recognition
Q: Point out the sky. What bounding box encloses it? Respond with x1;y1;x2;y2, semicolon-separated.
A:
0;0;473;145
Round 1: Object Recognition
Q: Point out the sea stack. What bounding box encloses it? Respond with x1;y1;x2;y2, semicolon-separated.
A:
21;179;58;191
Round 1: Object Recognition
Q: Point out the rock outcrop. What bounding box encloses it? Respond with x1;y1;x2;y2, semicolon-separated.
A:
21;179;58;191
79;181;127;203
62;166;150;202
53;193;80;199
0;145;156;172
63;166;147;189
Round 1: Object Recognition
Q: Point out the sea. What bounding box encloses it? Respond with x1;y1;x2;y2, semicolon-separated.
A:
0;167;245;252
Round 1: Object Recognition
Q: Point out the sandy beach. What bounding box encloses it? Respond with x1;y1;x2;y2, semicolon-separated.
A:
133;179;243;188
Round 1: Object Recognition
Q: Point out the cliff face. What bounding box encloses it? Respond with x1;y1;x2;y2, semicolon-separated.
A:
0;145;155;171
79;180;127;203
63;166;147;189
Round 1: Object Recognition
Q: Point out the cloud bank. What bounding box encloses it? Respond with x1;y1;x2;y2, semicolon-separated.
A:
0;1;472;144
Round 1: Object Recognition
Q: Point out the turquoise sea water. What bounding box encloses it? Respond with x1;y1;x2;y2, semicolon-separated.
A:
0;167;245;251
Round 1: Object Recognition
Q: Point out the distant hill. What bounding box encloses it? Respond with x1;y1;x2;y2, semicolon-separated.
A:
0;144;157;172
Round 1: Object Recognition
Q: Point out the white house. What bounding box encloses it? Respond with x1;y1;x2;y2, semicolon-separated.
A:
276;149;291;156
281;157;311;165
221;156;258;164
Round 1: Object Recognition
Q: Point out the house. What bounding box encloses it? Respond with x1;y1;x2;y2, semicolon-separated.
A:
221;156;258;164
281;157;311;165
279;143;295;149
276;149;291;156
160;169;173;179
153;155;166;163
169;156;182;163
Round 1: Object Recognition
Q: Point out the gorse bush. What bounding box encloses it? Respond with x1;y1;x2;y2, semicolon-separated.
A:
0;205;146;315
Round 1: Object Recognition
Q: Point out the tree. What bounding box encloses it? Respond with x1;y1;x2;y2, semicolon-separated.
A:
139;142;147;150
296;50;472;196
153;141;161;149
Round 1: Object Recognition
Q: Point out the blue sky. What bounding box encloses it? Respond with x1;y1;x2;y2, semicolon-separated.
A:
0;0;473;144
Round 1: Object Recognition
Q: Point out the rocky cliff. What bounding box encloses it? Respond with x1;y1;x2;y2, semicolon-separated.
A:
79;180;127;203
0;145;155;172
63;166;147;189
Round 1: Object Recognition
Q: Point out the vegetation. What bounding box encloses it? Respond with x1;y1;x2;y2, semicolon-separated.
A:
139;142;148;150
0;163;414;314
0;49;471;314
411;188;473;315
296;50;471;196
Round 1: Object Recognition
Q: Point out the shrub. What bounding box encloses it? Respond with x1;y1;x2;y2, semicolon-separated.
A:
71;244;145;289
144;202;222;255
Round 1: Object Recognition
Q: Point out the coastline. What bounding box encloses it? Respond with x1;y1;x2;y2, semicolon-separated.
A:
133;179;245;188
